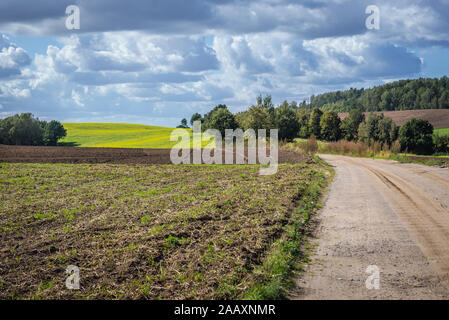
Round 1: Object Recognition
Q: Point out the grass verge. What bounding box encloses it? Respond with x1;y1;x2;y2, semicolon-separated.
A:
244;157;333;299
388;154;449;167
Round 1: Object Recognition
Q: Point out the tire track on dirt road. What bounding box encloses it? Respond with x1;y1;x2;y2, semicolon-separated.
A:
345;158;449;280
291;154;449;299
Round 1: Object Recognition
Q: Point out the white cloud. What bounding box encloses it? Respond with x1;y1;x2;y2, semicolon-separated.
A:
1;0;447;125
0;34;31;78
71;90;85;107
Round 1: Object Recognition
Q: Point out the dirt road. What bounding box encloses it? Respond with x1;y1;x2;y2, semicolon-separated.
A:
291;154;449;299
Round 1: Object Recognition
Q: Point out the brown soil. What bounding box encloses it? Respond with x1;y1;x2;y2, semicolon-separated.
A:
0;145;310;164
0;145;308;164
291;154;449;299
339;109;449;128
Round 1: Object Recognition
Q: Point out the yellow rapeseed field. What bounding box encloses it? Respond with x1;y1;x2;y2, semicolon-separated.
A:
60;123;212;148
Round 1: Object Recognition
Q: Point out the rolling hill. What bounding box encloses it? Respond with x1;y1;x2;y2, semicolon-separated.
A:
60;123;211;149
338;109;449;129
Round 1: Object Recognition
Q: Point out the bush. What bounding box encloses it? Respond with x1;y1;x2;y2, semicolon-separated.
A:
434;134;449;154
398;118;434;155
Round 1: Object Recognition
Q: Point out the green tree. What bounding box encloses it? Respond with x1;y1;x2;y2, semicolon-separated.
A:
202;106;238;136
274;102;299;140
361;113;382;143
43;120;67;146
320;111;341;141
0;116;15;144
176;118;189;128
234;111;249;130
398;118;434;155
377;116;397;148
340;108;364;141
7;113;43;145
308;108;323;139
190;113;202;126
297;109;310;138
258;95;275;122
245;105;272;133
439;90;449;109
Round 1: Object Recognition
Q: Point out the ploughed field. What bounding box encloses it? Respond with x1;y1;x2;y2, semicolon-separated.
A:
0;146;331;299
339;109;449;129
0;145;309;165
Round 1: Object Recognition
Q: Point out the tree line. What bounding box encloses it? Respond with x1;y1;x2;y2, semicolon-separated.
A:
0;113;67;146
298;76;449;112
183;94;448;155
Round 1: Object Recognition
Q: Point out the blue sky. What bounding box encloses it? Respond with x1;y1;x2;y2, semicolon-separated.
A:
1;0;449;127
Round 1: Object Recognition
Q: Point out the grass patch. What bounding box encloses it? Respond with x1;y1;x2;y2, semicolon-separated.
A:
389;154;449;167
244;157;333;299
434;127;449;136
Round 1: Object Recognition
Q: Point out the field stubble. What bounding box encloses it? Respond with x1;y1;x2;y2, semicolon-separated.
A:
0;147;331;299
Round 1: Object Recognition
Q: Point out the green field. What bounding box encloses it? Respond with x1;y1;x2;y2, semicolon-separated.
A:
60;123;212;148
435;127;449;135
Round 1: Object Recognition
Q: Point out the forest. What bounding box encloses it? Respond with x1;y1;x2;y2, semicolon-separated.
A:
298;76;449;112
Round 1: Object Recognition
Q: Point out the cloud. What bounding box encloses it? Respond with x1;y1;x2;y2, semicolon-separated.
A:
0;0;447;126
0;34;31;78
45;32;219;75
303;35;422;80
0;0;448;48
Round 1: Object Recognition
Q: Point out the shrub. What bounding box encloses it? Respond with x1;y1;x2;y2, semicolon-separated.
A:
434;134;449;154
398;118;434;155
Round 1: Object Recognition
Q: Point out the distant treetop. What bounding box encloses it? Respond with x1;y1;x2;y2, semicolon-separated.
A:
299;76;449;113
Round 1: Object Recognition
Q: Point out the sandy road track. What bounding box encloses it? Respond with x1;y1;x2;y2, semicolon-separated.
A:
291;154;449;299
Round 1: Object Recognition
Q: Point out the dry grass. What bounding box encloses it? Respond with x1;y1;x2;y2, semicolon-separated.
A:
319;140;371;157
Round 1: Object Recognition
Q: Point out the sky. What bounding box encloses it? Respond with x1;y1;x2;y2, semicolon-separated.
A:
0;0;449;127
